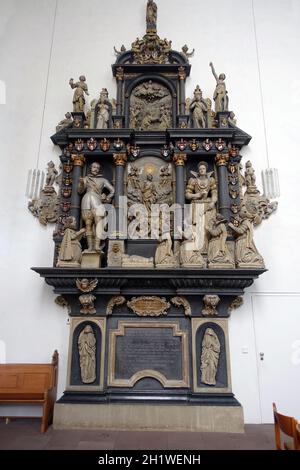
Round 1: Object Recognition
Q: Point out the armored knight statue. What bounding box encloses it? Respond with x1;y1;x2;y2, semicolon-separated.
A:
185;161;217;253
209;62;228;113
78;162;114;252
69;75;89;113
190;85;207;128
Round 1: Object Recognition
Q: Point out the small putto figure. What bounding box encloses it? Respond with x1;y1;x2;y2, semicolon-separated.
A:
45;161;58;187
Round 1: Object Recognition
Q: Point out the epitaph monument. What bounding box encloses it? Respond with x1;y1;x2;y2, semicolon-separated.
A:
32;1;277;432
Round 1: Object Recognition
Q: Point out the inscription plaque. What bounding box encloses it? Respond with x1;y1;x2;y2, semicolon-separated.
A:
108;321;189;388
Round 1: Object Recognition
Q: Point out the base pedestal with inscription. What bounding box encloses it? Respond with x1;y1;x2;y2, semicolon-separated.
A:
33;268;265;433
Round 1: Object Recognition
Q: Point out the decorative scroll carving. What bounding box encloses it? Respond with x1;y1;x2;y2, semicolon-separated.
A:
28;161;60;226
202;295;220;316
241;161;278;225
76;278;98;293
129;80;172;131
171;297;192;317
106;296;126;316
78;325;96;384
131;35;171;65
200;327;221;385
228;296;244;314
127;296;170;316
55;295;71;315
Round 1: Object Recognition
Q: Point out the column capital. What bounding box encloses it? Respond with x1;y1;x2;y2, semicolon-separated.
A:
173;153;187;166
215;153;229;167
71;154;85;167
178;66;186;81
116;66;124;81
113;153;127;166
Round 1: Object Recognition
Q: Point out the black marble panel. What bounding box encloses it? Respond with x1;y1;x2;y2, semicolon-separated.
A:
115;325;183;381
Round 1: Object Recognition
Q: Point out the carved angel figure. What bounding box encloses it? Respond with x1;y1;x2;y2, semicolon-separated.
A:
76;278;98;293
45;161;58;187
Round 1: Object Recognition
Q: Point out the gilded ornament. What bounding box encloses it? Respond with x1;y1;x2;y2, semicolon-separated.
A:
100;138;110;152
76;278;98;293
87;137;97;151
127;296;170;316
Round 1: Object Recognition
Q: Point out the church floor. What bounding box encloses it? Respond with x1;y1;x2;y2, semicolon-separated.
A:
0;419;275;450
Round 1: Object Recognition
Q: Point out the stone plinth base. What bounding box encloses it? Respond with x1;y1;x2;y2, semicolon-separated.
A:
53;403;244;433
81;251;101;268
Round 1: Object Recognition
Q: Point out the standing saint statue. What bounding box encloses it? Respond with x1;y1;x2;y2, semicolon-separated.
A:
78;162;114;252
206;213;235;268
209;62;228;113
69;75;89;113
78;325;96;384
200;327;221;386
96;88;110;129
228;208;265;268
146;0;157;32
185;161;217;253
190;85;207;128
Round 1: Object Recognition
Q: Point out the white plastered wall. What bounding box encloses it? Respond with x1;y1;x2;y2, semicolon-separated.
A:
0;0;299;423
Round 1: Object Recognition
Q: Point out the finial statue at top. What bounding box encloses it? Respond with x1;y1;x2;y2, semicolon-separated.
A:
146;0;157;33
209;62;229;113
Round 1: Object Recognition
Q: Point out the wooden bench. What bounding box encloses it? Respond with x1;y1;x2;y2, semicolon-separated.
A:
0;351;58;433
